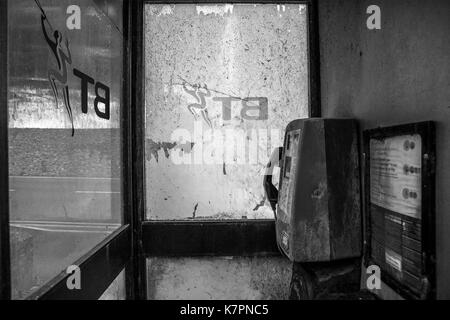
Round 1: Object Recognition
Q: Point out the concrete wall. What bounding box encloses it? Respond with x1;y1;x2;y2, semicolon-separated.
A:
318;0;450;298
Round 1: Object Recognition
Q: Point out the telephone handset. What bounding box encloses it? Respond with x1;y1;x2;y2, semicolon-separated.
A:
263;147;283;220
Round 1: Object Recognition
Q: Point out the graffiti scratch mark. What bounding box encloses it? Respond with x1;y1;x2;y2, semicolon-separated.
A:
176;76;258;104
36;0;75;136
192;203;199;219
146;139;195;162
181;79;213;128
253;197;266;211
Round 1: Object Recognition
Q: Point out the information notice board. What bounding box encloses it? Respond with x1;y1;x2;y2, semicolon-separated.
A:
365;122;435;299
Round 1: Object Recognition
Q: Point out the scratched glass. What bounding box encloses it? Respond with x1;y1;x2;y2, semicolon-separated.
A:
8;0;123;299
144;4;309;220
99;269;125;300
146;257;292;300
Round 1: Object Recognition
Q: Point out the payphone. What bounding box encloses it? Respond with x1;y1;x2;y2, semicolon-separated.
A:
264;118;361;262
264;119;436;300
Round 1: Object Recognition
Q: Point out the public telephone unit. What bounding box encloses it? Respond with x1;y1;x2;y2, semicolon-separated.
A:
264;119;436;299
264;118;362;262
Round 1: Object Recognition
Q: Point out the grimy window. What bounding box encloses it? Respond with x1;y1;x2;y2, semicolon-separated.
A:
8;0;124;299
144;3;309;220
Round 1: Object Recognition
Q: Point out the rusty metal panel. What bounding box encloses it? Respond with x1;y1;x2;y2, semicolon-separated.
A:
324;119;361;260
276;118;361;262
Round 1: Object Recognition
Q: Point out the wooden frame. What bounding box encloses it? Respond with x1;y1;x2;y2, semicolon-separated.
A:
27;225;131;300
363;121;436;300
307;0;321;118
143;220;280;257
128;0;147;300
0;0;11;301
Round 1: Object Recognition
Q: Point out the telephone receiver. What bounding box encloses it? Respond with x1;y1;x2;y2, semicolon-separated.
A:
263;147;283;221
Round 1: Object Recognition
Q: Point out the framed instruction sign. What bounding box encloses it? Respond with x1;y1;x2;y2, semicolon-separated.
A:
363;122;436;300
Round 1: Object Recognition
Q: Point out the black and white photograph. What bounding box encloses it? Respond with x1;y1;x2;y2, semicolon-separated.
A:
0;0;449;311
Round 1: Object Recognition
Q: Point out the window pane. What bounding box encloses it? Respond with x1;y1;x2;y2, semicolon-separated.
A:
144;4;309;220
147;257;292;300
99;269;125;300
8;0;123;299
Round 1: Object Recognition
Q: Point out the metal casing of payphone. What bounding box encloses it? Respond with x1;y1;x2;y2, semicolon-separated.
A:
276;118;361;262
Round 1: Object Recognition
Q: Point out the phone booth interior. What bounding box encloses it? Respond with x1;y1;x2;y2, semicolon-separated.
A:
265;119;436;300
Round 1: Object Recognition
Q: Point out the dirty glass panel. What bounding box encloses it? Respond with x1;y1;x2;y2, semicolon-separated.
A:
99;269;125;300
8;0;123;299
147;257;292;300
144;4;309;220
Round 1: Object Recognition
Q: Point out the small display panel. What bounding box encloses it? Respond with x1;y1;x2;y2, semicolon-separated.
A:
370;135;422;219
278;129;302;220
284;157;292;179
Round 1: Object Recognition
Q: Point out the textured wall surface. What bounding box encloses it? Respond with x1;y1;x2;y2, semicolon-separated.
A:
10;228;34;299
318;0;450;298
144;4;309;219
9;129;120;177
147;257;292;300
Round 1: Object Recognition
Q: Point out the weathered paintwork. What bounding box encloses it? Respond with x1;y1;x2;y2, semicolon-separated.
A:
276;118;361;262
